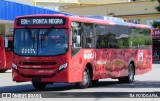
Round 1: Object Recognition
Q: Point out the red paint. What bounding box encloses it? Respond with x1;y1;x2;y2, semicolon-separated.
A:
0;36;6;68
12;15;152;84
152;29;160;36
0;35;13;71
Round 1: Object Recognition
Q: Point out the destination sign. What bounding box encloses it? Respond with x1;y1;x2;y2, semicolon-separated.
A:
17;18;66;26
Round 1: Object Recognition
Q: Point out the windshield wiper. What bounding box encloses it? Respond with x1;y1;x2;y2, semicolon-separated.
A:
45;26;54;36
25;26;32;37
25;26;36;48
38;27;54;55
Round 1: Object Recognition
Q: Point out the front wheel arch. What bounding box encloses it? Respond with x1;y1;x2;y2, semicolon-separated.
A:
118;62;135;83
75;63;93;89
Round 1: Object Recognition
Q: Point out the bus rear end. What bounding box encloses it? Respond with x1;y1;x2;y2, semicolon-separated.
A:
12;15;71;90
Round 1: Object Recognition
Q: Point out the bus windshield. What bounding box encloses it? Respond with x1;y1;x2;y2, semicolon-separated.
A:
14;29;68;56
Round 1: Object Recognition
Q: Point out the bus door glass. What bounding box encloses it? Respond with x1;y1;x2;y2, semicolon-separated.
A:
71;22;82;56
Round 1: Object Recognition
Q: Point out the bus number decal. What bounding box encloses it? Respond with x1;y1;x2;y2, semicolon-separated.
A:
21;48;36;54
84;53;94;59
138;50;143;61
84;50;94;59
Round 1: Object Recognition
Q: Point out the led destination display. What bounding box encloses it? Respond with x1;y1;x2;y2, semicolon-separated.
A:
17;18;66;26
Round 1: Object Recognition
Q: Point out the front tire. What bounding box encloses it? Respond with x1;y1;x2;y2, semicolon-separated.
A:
126;63;135;83
32;82;47;90
75;68;91;89
118;63;135;83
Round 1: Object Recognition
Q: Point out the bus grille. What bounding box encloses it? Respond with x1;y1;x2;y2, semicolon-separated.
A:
19;62;57;65
20;73;56;78
25;74;55;78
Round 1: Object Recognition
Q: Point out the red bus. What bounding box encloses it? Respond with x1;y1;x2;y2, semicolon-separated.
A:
12;14;152;90
0;35;13;72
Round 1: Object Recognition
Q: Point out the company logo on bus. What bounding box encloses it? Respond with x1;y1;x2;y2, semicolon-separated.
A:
17;18;66;26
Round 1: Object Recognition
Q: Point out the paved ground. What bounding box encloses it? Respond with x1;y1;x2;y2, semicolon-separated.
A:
0;64;160;100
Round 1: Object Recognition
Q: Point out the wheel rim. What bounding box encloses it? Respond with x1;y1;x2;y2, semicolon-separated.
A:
129;65;134;81
83;70;89;85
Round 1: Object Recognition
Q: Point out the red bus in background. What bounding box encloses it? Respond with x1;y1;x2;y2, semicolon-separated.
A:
0;35;13;72
152;28;160;60
12;14;152;90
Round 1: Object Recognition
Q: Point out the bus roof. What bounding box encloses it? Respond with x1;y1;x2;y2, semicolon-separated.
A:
69;15;151;29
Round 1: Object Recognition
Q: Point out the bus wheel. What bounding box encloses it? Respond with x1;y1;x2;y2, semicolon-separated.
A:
32;82;47;90
118;63;135;83
126;63;135;83
75;68;91;89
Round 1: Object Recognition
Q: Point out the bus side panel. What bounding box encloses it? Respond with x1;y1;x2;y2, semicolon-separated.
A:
5;51;13;69
70;49;128;82
0;36;6;69
94;49;128;80
135;49;152;75
70;48;152;82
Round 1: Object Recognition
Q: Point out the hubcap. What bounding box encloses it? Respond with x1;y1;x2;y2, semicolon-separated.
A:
83;71;89;85
129;65;134;81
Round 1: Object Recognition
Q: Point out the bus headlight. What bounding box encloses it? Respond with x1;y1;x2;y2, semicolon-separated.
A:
59;63;67;71
12;63;17;70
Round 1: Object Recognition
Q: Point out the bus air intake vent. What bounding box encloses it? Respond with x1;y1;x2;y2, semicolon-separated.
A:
19;62;57;65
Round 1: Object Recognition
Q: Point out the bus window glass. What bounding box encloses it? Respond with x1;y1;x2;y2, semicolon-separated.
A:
82;23;96;48
129;28;151;49
116;26;129;48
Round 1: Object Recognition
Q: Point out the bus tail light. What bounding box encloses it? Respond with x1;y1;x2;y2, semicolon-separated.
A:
59;63;67;71
12;63;17;70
